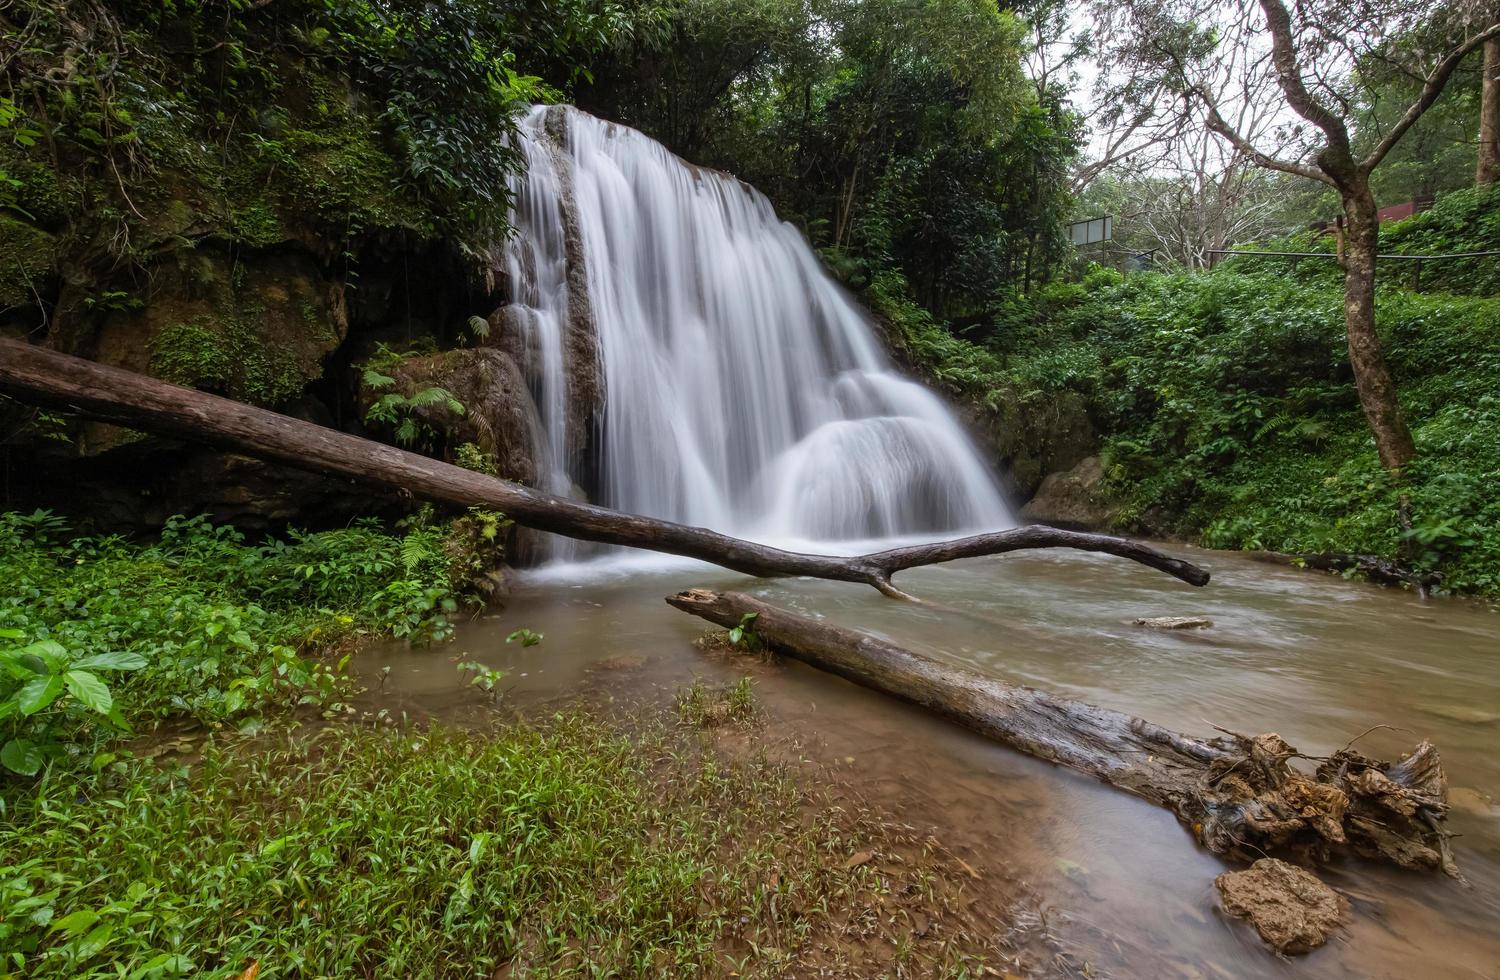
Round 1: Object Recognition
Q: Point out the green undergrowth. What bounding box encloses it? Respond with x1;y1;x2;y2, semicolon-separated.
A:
0;711;973;979
887;186;1500;596
0;508;506;776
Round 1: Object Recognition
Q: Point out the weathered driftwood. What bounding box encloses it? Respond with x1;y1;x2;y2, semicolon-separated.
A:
0;337;1210;596
668;588;1457;875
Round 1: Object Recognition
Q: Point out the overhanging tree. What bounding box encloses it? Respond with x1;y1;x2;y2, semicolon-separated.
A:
1094;0;1500;473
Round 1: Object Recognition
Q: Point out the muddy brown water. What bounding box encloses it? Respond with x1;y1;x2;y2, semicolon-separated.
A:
362;545;1500;978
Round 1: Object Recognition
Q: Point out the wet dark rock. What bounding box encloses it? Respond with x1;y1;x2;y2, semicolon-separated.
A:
1019;456;1121;530
370;347;543;487
1215;858;1348;954
983;387;1097;501
53;247;346;456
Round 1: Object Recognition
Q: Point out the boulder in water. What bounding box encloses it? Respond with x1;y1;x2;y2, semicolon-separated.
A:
1215;858;1347;954
1020;456;1121;530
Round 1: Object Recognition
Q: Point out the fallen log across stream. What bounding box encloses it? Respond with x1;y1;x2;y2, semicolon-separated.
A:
0;337;1209;597
667;588;1459;876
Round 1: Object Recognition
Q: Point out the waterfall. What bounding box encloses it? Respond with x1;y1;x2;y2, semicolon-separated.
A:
501;105;1012;567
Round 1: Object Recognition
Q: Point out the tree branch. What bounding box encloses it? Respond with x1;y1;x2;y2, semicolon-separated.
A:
1364;20;1500;172
1256;0;1354;166
0;338;1212;598
1195;87;1335;185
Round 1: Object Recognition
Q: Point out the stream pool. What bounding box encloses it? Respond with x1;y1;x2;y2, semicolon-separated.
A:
365;544;1500;978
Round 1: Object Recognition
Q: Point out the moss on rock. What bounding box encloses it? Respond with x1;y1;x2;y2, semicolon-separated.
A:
0;215;57;310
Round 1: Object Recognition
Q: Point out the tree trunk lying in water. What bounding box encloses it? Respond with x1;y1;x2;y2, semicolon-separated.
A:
667;588;1458;876
0;337;1209;596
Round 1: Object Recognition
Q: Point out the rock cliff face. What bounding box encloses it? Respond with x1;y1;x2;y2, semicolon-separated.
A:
1;230;494;530
541;105;606;485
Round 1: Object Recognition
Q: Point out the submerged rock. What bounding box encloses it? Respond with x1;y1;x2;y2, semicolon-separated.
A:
1416;703;1500;725
1215;858;1347;954
1133;616;1213;630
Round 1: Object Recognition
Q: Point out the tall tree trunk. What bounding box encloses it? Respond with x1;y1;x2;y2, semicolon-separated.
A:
1341;185;1416;472
1480;38;1500;186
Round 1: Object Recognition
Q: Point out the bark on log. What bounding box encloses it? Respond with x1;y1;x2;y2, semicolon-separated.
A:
668;588;1457;875
0;338;1210;595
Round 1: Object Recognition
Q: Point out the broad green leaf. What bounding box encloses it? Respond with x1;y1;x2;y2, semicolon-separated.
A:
50;908;99;937
0;738;42;775
17;673;64;715
20;639;66;669
0;628;24;640
64;670;113;715
72;922;113;958
71;651;147;672
130;952;193;978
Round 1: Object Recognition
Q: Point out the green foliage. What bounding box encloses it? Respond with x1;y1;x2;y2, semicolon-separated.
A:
0;510;495;776
675;677;758;728
726;612;758;649
0;712;903;978
456;660;508;703
360;344;466;448
0;0;661;315
582;0;1077;323
986;247;1500;594
455;442;500;476
0;633;142;776
506;628;544;648
1381;185;1500;296
150;315;308;407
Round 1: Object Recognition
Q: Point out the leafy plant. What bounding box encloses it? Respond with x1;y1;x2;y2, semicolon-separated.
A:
0;633;142;776
456;661;508;703
0;509;503;772
505;628;543;648
727;612;759;649
360;344;466;448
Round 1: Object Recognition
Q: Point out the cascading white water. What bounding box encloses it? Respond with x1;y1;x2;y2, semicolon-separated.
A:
503;106;1012;565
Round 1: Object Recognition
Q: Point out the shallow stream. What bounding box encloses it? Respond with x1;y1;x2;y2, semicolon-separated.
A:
366;546;1500;978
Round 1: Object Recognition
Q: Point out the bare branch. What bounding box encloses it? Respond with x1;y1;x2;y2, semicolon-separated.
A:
1194;84;1336;184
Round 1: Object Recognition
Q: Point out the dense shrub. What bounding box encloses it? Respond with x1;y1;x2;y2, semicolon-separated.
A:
891;181;1500;595
1005;266;1500;594
0;510;504;775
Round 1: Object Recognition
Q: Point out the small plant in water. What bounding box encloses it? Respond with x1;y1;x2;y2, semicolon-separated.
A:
506;628;543;647
676;677;757;728
727;612;759;649
456;661;507;704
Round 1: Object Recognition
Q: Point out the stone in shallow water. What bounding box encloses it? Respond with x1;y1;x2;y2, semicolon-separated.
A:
1416;703;1500;725
1215;858;1347;954
1133;616;1213;630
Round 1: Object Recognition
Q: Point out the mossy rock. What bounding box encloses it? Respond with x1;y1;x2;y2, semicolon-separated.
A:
57;245;347;454
0;214;57;309
980;384;1097;501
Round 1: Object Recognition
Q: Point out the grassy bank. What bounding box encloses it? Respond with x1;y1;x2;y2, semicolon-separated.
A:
0;709;991;979
887;185;1500;596
0;517;1000;977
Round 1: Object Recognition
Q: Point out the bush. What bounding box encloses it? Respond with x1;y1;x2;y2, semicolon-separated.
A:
892;207;1500;594
0;510;500;775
